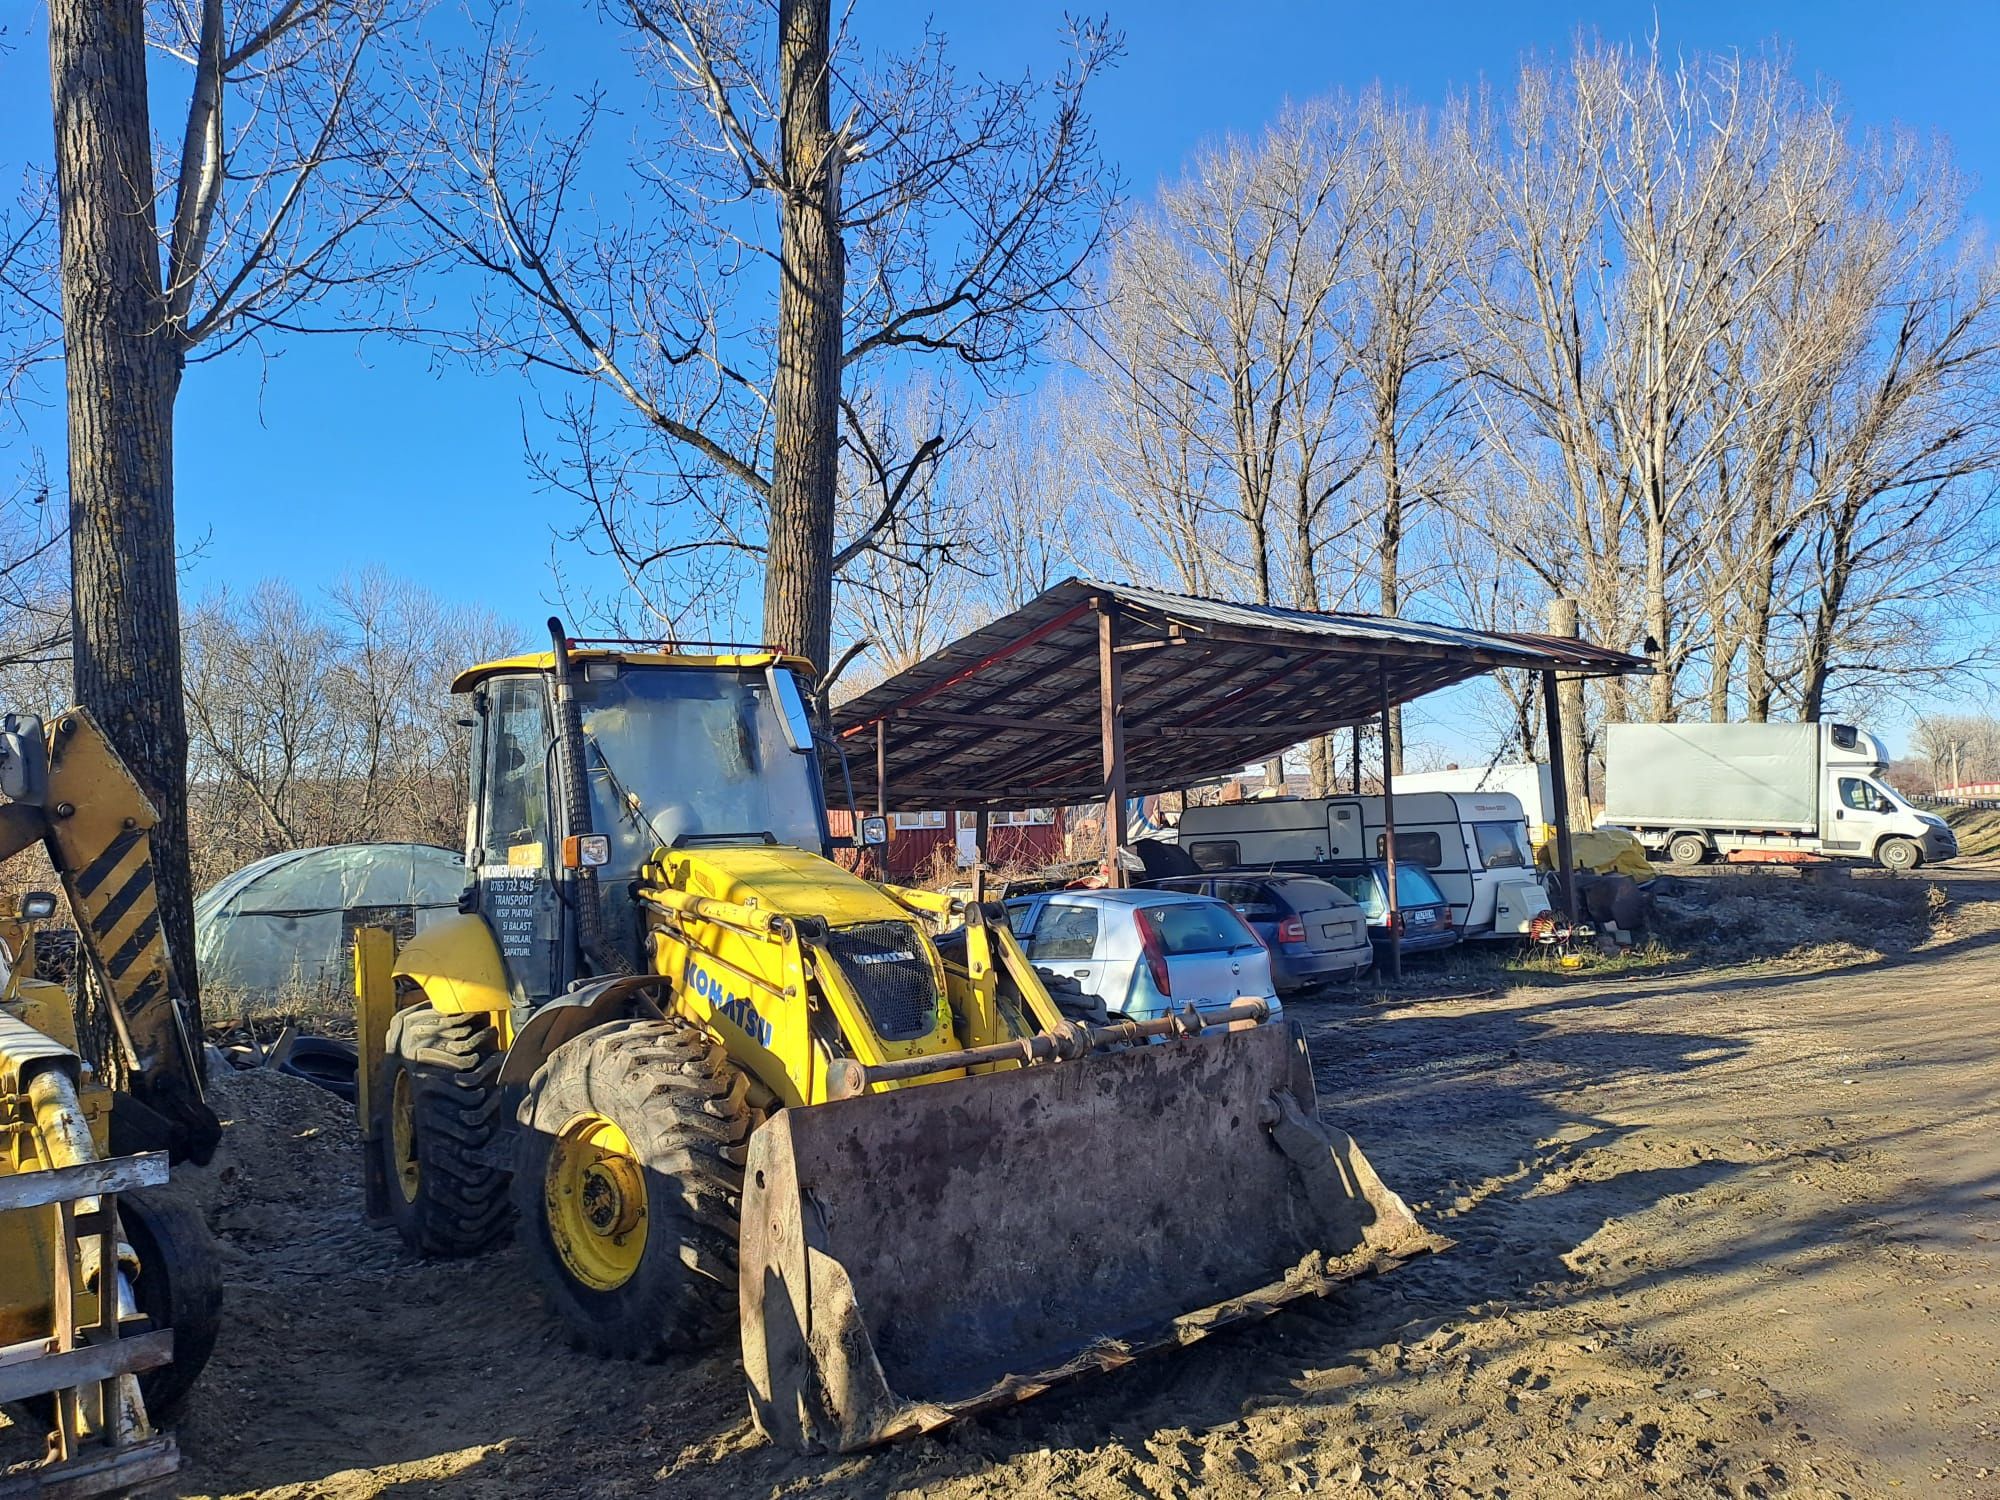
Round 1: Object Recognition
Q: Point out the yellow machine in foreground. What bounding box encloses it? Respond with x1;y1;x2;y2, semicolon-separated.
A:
356;623;1436;1451
1;709;222;1495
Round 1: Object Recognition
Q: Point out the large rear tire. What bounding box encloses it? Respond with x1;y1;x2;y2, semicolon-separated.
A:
120;1188;223;1422
376;1005;511;1258
513;1018;753;1360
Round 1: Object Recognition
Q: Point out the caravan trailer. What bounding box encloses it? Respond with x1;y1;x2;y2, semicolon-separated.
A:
1175;791;1551;939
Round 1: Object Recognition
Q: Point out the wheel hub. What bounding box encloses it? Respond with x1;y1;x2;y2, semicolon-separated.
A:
390;1069;420;1203
547;1113;648;1290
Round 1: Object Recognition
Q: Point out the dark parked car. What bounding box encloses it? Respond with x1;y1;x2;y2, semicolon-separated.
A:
1143;872;1372;993
1309;859;1460;959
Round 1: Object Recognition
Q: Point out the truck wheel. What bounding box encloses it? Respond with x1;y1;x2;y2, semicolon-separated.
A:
119;1187;223;1422
376;1005;511;1258
1877;837;1922;872
1667;834;1710;867
514;1018;754;1360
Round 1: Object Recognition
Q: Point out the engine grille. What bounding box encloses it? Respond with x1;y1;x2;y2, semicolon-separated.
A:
822;921;938;1042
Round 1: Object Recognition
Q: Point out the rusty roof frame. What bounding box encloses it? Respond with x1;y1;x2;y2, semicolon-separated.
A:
827;578;1647;812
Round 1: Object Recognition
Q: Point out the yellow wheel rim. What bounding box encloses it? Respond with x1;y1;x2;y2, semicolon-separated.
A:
546;1112;647;1291
390;1067;420;1203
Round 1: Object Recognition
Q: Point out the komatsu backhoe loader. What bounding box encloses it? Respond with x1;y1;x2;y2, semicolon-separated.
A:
355;622;1439;1452
1;709;222;1496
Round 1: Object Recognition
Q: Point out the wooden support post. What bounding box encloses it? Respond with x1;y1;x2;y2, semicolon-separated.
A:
1541;668;1580;924
1379;662;1402;982
975;807;990;867
1351;722;1362;794
874;719;888;881
1098;603;1127;887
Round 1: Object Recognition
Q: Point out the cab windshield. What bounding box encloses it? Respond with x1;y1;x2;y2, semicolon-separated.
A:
577;665;824;875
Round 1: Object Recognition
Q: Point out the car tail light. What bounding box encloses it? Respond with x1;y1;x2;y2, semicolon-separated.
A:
1132;909;1172;997
1276;915;1306;946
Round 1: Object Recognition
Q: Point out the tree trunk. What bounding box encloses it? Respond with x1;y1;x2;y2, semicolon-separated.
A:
49;0;203;1035
1644;512;1671;721
1379;444;1404;775
762;0;844;673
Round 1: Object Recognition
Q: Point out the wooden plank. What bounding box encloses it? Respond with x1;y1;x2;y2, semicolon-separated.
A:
0;1435;178;1500
0;1331;172;1406
0;1154;167;1214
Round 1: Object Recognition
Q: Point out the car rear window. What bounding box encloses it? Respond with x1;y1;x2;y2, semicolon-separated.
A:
1266;877;1350;911
1141;900;1260;955
1396;864;1448;907
1325;871;1382;917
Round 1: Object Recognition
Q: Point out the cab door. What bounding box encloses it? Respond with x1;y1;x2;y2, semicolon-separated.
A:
472;673;563;1006
1826;776;1894;855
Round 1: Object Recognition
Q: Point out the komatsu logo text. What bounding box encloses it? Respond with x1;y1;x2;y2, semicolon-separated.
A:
687;962;773;1046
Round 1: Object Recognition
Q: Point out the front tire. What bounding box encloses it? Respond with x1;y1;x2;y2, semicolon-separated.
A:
120;1188;223;1422
1668;834;1710;867
1877;837;1922;872
513;1019;754;1360
376;1005;511;1258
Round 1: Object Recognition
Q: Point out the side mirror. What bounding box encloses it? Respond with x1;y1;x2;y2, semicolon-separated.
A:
767;666;816;755
0;715;48;806
17;891;57;921
859;815;889;848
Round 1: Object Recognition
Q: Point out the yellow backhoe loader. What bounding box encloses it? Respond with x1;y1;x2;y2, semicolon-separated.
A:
355;623;1439;1452
1;709;222;1496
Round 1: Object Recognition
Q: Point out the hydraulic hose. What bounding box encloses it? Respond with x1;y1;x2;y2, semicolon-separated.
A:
546;618;631;977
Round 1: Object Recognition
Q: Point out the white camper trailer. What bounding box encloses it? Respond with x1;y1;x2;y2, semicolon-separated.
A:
1175;791;1551;938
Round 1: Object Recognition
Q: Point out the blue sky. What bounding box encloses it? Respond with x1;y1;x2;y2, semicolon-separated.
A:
3;0;1996;752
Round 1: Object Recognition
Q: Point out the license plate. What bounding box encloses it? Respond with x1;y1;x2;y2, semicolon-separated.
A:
1322;922;1357;943
1405;908;1436;926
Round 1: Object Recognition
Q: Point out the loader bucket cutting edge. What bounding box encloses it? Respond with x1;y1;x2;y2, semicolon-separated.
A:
739;1019;1447;1453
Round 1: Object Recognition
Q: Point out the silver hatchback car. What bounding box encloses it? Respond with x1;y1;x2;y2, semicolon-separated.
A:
1003;888;1283;1023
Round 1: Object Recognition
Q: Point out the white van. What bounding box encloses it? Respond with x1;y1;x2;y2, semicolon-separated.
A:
1174;791;1551;940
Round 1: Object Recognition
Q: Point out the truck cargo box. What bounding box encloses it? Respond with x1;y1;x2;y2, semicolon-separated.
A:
1602;723;1820;830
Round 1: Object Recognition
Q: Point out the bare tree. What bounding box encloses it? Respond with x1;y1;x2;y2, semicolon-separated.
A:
34;0;422;1021
412;0;1117;671
1089;101;1366;608
183;572;510;886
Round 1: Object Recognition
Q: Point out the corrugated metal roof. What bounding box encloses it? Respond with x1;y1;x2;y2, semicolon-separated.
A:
826;578;1646;813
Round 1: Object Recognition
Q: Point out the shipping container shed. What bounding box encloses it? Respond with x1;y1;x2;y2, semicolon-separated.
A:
827;578;1646;973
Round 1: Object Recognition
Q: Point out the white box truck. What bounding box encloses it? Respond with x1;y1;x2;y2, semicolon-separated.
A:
1175;791;1552;939
1599;721;1955;871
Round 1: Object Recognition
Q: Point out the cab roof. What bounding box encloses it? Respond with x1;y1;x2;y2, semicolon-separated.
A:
451;648;816;695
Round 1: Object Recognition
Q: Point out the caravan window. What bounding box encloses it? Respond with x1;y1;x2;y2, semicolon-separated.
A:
1374;830;1443;868
1187;840;1241;872
1473;822;1532;870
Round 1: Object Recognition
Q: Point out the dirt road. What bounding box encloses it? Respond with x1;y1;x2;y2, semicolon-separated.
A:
139;868;2000;1496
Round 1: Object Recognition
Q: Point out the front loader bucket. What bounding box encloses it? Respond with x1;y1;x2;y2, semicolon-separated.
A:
740;1019;1446;1452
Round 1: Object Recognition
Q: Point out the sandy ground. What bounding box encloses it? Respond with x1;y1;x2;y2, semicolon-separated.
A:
11;865;1998;1498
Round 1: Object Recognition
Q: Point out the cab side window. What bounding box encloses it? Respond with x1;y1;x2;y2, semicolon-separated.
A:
482;676;551;865
1839;777;1882;813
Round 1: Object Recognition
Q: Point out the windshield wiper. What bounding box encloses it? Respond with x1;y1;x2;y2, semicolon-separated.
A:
584;735;672;853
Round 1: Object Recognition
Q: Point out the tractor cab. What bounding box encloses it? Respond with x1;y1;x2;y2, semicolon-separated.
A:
452;641;832;1008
